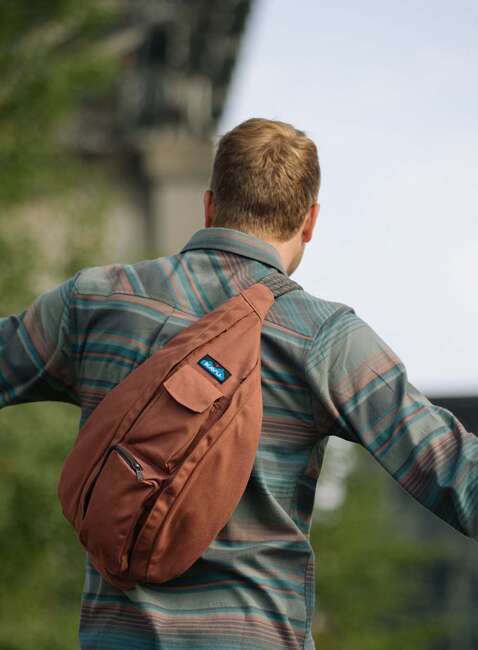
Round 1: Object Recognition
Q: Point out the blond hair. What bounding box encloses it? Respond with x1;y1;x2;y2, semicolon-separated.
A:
209;117;320;241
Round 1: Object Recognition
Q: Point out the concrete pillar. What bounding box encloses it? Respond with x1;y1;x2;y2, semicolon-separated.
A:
141;129;214;256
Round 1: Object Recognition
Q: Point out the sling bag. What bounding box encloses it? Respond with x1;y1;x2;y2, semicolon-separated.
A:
58;270;302;590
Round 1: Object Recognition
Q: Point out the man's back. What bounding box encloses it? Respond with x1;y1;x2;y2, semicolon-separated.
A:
73;227;339;649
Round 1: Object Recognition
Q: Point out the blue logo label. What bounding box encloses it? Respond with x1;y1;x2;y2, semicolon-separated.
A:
197;355;231;384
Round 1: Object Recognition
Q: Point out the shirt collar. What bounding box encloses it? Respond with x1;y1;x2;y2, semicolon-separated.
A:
180;227;288;276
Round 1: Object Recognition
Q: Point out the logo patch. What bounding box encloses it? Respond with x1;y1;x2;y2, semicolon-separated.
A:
197;354;231;384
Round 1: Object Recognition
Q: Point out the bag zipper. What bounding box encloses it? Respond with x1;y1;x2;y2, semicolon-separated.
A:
112;444;144;481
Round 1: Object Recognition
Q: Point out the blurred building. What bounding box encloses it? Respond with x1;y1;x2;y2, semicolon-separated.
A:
68;0;253;259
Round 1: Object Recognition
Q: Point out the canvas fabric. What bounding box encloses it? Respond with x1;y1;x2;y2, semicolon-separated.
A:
58;272;302;591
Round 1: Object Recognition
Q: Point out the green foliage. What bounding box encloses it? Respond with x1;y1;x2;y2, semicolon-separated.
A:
0;3;119;648
0;0;119;208
311;446;450;650
0;403;85;650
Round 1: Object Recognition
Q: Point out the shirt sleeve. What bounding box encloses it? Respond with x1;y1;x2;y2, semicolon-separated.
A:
305;306;478;539
0;275;80;408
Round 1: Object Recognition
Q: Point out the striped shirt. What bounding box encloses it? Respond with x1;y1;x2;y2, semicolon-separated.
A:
1;226;477;649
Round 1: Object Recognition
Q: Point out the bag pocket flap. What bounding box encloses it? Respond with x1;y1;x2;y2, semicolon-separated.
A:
163;363;224;413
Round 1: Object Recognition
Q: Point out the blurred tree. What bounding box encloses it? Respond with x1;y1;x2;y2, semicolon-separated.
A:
0;0;118;208
311;445;452;650
0;2;119;648
0;403;83;650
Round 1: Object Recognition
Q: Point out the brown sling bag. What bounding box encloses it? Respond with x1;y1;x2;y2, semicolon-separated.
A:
58;271;302;590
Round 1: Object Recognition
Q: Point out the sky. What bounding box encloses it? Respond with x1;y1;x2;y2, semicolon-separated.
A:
219;0;478;397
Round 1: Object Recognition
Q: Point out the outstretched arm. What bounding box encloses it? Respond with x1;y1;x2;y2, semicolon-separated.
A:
305;307;478;539
0;276;79;408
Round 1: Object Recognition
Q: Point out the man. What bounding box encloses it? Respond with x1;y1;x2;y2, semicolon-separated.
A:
1;117;476;649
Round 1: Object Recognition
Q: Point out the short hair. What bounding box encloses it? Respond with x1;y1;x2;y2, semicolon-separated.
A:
209;117;320;241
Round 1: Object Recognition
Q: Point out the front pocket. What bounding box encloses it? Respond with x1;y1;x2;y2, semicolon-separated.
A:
126;363;225;472
79;445;160;576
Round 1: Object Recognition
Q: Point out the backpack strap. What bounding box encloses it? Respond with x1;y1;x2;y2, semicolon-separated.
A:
257;271;303;299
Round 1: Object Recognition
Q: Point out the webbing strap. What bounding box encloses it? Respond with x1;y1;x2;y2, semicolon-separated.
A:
257;271;303;298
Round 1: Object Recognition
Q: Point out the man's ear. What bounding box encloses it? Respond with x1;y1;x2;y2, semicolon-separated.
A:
302;203;319;243
203;190;215;228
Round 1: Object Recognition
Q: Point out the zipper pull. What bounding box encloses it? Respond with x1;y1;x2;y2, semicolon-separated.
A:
131;460;144;482
112;445;144;481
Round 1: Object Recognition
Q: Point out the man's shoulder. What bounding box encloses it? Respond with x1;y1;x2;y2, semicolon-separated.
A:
268;283;354;339
73;263;130;297
72;258;168;299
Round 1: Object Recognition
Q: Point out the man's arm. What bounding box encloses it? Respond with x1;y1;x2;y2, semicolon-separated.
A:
0;276;79;408
305;307;478;539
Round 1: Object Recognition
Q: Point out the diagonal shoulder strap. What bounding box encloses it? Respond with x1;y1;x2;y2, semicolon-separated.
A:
257;271;303;298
